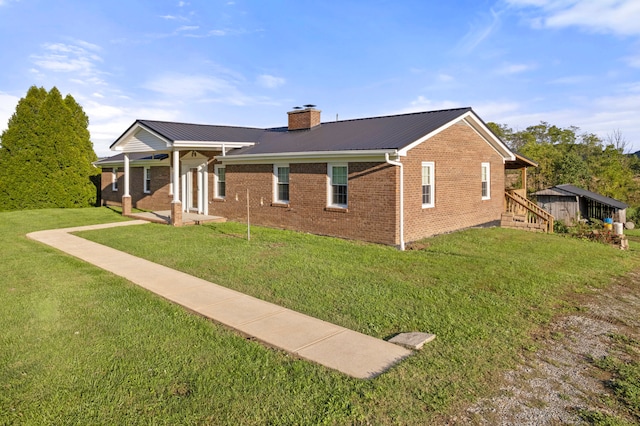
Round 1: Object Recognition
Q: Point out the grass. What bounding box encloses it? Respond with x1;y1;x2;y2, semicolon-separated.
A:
583;331;640;425
2;207;640;424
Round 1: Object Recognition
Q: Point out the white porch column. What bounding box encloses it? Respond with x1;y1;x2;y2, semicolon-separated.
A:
172;150;180;203
171;150;183;226
122;152;132;216
123;153;130;197
197;166;204;214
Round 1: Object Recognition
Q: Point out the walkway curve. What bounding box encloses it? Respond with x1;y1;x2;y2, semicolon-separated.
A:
27;221;412;379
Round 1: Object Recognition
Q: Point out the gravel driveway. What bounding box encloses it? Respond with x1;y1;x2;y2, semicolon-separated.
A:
447;270;640;425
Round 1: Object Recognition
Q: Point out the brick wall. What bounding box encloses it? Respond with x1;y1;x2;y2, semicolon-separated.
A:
100;166;172;211
209;162;399;245
402;122;505;242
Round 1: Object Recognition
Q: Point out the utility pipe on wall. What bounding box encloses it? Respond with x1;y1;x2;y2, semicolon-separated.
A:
385;153;405;251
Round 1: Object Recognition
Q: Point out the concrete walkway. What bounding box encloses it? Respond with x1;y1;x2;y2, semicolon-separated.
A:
27;221;412;379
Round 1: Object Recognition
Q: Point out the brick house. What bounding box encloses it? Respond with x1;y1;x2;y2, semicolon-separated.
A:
96;107;516;249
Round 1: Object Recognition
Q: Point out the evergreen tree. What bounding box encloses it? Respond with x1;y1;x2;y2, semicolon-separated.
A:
0;86;99;211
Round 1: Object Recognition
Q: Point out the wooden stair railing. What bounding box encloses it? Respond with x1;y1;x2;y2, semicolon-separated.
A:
504;190;554;233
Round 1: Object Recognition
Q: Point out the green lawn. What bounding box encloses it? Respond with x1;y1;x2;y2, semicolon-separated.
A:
2;207;639;425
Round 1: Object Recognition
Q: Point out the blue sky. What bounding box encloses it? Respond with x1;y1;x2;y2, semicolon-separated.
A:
1;0;639;157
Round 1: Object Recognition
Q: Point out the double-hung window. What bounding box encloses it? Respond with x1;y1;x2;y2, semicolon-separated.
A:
143;166;151;193
214;165;226;199
274;164;290;203
421;162;434;208
328;164;348;208
481;162;490;200
111;167;118;191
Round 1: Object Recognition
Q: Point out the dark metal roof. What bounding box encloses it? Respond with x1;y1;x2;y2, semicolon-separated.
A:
228;107;473;155
94;152;168;166
112;108;473;153
533;184;628;209
138;120;264;143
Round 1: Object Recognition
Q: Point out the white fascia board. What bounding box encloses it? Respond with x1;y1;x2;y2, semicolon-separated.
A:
462;113;515;162
217;149;398;165
172;140;255;149
397;111;515;162
111;122;173;152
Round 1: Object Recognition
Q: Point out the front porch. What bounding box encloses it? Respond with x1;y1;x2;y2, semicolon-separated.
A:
126;210;226;226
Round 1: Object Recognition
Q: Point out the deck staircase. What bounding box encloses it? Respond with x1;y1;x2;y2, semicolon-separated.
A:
502;190;554;233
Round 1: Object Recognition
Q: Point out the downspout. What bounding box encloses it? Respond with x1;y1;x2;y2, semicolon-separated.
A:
385;153;405;251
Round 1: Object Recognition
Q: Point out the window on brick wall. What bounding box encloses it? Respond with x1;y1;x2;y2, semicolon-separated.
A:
143;166;151;193
421;162;434;208
214;165;226;199
481;162;490;200
328;163;348;208
273;164;290;203
111;167;118;191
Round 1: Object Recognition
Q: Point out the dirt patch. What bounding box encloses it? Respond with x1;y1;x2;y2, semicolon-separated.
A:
446;270;640;425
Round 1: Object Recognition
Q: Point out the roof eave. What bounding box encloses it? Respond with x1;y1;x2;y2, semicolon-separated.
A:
218;149;399;164
172;140;255;150
110;121;172;152
396;110;516;162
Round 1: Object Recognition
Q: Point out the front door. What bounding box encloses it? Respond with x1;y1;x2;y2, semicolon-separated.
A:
190;168;198;212
181;151;209;215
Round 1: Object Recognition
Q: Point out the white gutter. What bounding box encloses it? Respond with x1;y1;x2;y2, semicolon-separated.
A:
385;153;405;251
218;149;398;164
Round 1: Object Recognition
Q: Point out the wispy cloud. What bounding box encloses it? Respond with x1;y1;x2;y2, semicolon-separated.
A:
177;25;199;32
458;8;502;53
548;75;591;85
397;96;462;114
625;52;640;68
257;74;285;89
30;40;107;86
496;62;536;75
143;74;237;99
506;0;640;36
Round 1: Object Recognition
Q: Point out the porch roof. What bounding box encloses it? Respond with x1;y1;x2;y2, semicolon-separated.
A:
110;120;260;153
505;152;538;169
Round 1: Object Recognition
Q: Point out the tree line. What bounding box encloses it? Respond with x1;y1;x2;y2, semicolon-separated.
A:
488;121;640;206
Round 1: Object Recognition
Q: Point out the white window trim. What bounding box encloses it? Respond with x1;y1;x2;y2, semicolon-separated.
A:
143;166;151;194
214;164;225;199
327;163;348;209
273;164;290;204
481;162;491;200
421;161;435;209
111;167;118;192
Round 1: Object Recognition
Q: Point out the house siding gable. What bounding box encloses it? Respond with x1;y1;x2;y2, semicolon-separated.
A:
121;128;169;152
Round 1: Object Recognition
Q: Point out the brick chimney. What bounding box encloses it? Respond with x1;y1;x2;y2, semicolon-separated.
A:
287;106;321;131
